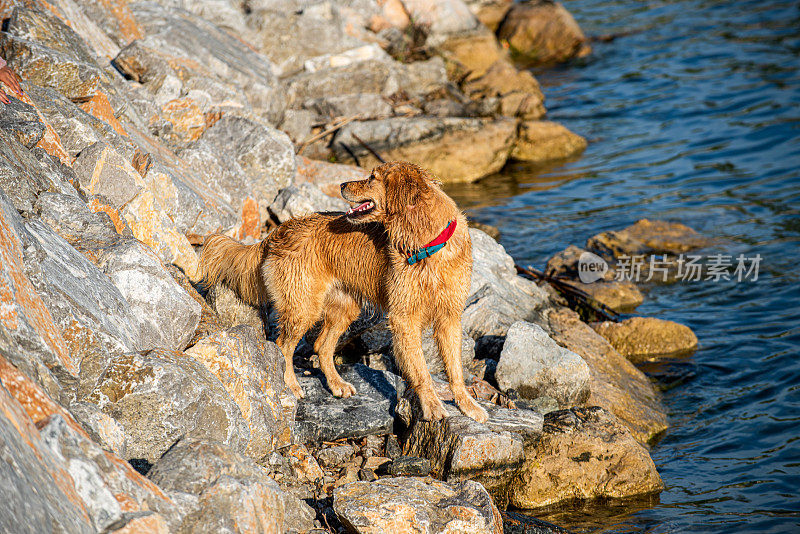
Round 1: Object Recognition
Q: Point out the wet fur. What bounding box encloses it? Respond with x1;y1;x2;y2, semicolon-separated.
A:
201;161;487;422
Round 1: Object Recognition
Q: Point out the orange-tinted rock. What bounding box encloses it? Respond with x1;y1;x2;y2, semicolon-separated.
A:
161;96;207;143
592;317;698;361
79;92;128;137
511;120;587;163
109;512;169;534
235;196;261;240
15;88;71;165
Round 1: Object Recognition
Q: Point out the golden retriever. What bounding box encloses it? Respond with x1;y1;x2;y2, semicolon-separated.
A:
201;161;487;423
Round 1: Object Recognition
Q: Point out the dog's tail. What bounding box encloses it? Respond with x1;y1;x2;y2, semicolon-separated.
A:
200;234;268;306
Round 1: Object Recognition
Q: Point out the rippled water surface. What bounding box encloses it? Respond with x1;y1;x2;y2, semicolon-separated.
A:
445;1;800;531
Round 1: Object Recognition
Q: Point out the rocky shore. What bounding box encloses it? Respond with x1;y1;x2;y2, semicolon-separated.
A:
0;0;701;532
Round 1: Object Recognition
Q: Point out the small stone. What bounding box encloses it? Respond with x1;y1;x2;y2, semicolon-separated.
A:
362;456;391;471
359;468;378;482
316;445;355;469
388;456;430;477
385;435;402;459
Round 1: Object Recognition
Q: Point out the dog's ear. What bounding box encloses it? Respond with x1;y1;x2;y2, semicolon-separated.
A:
385;170;425;216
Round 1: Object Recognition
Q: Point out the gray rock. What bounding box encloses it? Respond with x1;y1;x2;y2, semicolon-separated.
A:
295;364;406;443
284;59;400;107
201;115;296;215
205;283;269;338
35;191;131;243
148;438;314;534
0;126;78;216
399;392;542;496
334;477;503;534
85;349;250;463
463;228;549;339
279;108;316;144
496;321;591;409
387;456;430;477
177;140;251;210
185;326;297;459
38;414;180;531
316;444;355;468
0;384;94;534
269;182;349;223
72;142;145;207
90;238;202;351
0;8;102;99
304;92;394;121
68;400;130;458
0;96;45;148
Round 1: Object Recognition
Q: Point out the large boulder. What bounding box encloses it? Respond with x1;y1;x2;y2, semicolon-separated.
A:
511;120;587;163
294;155;369;197
592;317;698;361
185;326;297;459
0;355;180;533
147;439;315;534
399;391;543;497
508;407;663;508
334;117;518;183
496;321;591;408
497;1;591;65
269;182;349;223
463;228;550;342
294;364;406;443
85;349;250;463
334;477;503;534
0;7;103;99
545;308;668;443
586;219;707;260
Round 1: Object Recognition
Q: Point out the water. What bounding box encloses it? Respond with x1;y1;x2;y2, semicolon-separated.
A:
444;0;800;531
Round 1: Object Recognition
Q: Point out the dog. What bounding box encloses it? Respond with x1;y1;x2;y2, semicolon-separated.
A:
201;161;487;423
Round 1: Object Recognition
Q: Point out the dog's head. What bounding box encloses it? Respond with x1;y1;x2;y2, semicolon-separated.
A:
340;161;456;250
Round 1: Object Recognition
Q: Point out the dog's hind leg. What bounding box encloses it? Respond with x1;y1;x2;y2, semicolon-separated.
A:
434;313;488;423
390;315;448;421
314;288;360;398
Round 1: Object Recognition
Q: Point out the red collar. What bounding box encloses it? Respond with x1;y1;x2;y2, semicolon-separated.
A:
405;219;457;265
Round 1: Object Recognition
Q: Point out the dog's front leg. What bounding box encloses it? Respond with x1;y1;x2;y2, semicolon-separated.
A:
434;314;488;423
390;316;448;421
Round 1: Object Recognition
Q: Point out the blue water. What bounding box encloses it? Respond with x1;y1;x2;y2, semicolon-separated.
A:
447;0;800;531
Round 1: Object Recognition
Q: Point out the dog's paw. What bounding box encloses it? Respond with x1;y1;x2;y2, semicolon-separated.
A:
329;379;357;399
419;394;448;421
284;371;305;399
457;396;488;424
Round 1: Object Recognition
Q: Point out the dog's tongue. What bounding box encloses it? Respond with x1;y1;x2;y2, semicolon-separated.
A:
347;201;371;215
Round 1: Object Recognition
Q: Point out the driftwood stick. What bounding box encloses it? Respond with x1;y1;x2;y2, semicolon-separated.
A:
351;133;386;163
296;115;359;155
338;142;361;167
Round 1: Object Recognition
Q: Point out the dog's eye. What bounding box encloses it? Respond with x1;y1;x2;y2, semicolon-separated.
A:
368;175;375;183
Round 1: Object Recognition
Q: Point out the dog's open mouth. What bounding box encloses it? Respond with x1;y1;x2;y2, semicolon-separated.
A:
346;200;375;217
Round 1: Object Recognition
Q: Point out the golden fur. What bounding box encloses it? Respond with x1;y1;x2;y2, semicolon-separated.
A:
201;161;487;422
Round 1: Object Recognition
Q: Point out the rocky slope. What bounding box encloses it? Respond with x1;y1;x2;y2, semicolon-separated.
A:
0;0;690;533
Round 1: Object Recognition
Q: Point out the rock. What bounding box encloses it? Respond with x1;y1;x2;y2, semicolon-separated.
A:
269;182;349;223
400;391;542;496
279;108;315;144
385;434;402;459
464;0;513;31
68;400;130;458
0;355;179;533
0;8;102;99
401;0;483;46
497;1;591;65
304;93;393;122
250;2;368;77
388;456;431;477
66;0;144;50
545;308;668;443
0;126;77;216
586;219;707;260
358;322;476;379
463;228;549;339
90;238;202;351
147;438;314;533
185;326;297;459
496;321;590;409
334;477;503;534
294;364;406;443
462;58;546;119
284;443;325;483
295;155;368;197
305;43;391;73
85;349;250;463
334;117;518;183
284;59;398;107
592;317;698;361
35;191;131;243
200;115;296;217
317;444;355;468
125;2;284;124
508;407;663;508
205;283;268;338
0;96;45;148
511;121;587;163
